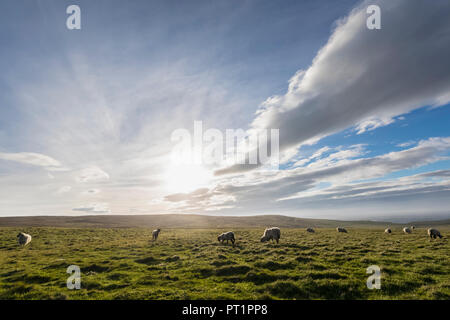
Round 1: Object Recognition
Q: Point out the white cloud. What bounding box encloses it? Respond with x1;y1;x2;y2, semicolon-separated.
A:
76;166;110;183
355;118;395;134
0;152;67;171
279;171;450;202
72;203;110;214
396;140;416;148
279;137;450;199
293;146;331;167
56;186;72;194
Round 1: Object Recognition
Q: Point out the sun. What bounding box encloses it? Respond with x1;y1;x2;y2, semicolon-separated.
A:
163;163;213;194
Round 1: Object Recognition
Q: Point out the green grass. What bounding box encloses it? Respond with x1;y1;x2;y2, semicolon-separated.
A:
0;227;448;300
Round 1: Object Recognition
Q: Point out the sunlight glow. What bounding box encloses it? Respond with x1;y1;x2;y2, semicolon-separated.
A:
163;163;212;194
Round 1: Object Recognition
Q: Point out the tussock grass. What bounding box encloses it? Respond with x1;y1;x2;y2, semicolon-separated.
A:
0;227;448;299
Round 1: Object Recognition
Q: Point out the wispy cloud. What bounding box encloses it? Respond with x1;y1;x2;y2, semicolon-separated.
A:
396;140;416;148
0;152;68;171
56;186;72;195
76;166;110;183
72;203;110;214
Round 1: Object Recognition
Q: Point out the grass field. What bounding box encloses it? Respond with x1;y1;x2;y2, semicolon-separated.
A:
0;227;449;300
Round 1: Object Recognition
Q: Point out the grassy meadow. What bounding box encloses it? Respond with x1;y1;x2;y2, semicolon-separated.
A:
0;227;449;300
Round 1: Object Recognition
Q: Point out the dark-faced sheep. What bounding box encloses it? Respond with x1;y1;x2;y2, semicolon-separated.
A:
336;227;347;233
17;232;32;246
152;229;161;241
403;227;412;234
385;228;392;234
218;231;235;245
427;228;442;240
260;227;281;243
306;227;315;233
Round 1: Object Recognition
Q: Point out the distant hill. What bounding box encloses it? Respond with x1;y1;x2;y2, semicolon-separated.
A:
0;214;449;229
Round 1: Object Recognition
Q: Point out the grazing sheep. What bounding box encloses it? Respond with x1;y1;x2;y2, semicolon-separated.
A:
385;228;392;234
152;228;161;241
217;231;235;245
260;227;281;243
427;228;443;239
17;232;32;246
403;227;412;234
306;227;315;233
336;227;347;233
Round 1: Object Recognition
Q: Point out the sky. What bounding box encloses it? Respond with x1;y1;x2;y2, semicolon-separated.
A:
0;0;450;222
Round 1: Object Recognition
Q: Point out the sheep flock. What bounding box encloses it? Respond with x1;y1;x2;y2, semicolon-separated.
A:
14;225;444;248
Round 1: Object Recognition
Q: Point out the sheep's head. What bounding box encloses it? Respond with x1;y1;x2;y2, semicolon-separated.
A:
217;236;221;242
260;236;268;242
17;233;22;238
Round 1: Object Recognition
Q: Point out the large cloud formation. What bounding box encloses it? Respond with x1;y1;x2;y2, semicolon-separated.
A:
166;137;450;218
217;0;450;175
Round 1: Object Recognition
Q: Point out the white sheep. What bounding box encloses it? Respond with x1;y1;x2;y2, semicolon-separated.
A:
217;231;235;245
403;227;412;234
306;227;315;233
385;228;392;234
336;227;347;233
152;228;161;241
17;232;32;246
260;227;281;243
427;228;442;240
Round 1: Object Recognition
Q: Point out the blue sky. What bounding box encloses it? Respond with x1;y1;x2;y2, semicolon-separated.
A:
0;0;449;222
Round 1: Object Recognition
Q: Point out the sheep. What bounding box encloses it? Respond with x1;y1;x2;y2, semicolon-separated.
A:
427;228;442;240
17;232;32;246
403;227;412;234
260;227;281;243
385;228;392;234
306;227;315;233
336;227;347;233
152;228;161;241
217;231;235;245
410;226;416;230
